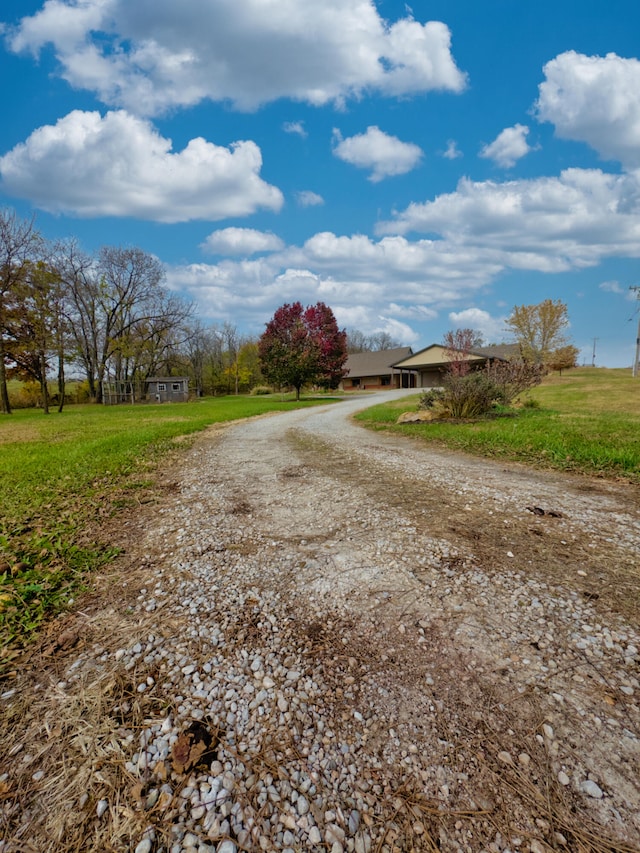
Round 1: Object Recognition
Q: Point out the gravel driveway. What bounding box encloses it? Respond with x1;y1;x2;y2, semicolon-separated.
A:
2;391;639;853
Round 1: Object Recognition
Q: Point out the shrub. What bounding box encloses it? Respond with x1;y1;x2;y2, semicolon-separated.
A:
440;371;501;419
485;360;547;405
250;385;272;396
8;381;42;409
418;388;444;410
419;360;546;421
71;381;93;404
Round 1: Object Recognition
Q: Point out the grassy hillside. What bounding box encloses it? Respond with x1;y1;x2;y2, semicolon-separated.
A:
0;395;334;654
354;367;640;483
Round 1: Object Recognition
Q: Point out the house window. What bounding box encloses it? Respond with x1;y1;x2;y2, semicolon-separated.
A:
158;383;166;391
351;378;360;387
172;383;181;391
381;376;391;386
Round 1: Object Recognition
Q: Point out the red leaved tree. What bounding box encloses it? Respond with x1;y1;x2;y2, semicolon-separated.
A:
258;302;347;400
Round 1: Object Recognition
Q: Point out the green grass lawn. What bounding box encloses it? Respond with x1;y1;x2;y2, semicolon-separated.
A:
355;367;640;482
0;394;335;653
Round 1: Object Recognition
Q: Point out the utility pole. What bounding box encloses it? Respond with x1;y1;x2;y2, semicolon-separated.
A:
631;287;640;378
592;337;598;367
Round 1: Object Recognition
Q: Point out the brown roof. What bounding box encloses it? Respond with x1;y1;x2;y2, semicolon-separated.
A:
474;343;521;360
345;347;413;378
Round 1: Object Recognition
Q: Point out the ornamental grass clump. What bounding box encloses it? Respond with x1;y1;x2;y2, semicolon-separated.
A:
438;371;502;419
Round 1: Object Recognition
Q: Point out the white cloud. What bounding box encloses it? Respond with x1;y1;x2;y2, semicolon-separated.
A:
0;110;283;222
166;230;505;333
295;190;324;207
480;124;532;168
536;51;640;168
332;126;423;182
599;280;638;301
599;280;624;294
442;139;462;159
377;169;640;272
448;308;506;342
201;228;284;256
283;121;307;138
374;317;420;344
7;0;467;115
165;181;640;341
388;303;438;320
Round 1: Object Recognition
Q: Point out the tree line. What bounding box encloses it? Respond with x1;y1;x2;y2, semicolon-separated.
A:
0;210;276;412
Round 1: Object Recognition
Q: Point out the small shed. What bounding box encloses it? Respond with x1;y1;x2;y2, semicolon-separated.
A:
146;376;190;403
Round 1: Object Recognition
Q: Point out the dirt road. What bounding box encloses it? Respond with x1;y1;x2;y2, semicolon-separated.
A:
1;391;639;853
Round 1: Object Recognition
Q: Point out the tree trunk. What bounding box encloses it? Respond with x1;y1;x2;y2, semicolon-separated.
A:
39;350;49;414
0;339;11;414
57;350;65;412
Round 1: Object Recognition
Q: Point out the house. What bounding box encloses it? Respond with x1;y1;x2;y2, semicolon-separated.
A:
391;344;515;388
146;376;190;402
341;347;415;391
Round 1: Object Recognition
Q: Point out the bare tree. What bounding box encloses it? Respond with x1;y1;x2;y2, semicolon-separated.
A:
346;328;401;353
56;239;104;401
181;321;211;397
222;322;240;394
57;243;192;401
443;328;476;377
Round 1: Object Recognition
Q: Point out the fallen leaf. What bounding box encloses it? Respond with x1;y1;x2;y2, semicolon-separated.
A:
171;720;218;774
171;734;192;774
42;629;80;657
130;782;144;803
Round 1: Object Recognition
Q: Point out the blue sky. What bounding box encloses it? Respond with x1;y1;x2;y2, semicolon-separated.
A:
1;0;640;367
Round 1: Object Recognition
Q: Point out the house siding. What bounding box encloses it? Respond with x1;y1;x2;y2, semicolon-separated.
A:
340;347;414;391
343;372;408;391
147;378;190;403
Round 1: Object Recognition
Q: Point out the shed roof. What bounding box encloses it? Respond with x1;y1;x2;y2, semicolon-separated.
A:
146;376;190;382
345;347;413;378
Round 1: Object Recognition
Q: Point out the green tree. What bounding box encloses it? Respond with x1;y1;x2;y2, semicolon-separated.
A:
0;211;43;414
5;261;63;414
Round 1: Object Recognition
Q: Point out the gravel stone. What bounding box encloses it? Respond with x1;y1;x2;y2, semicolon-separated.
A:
580;780;604;799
